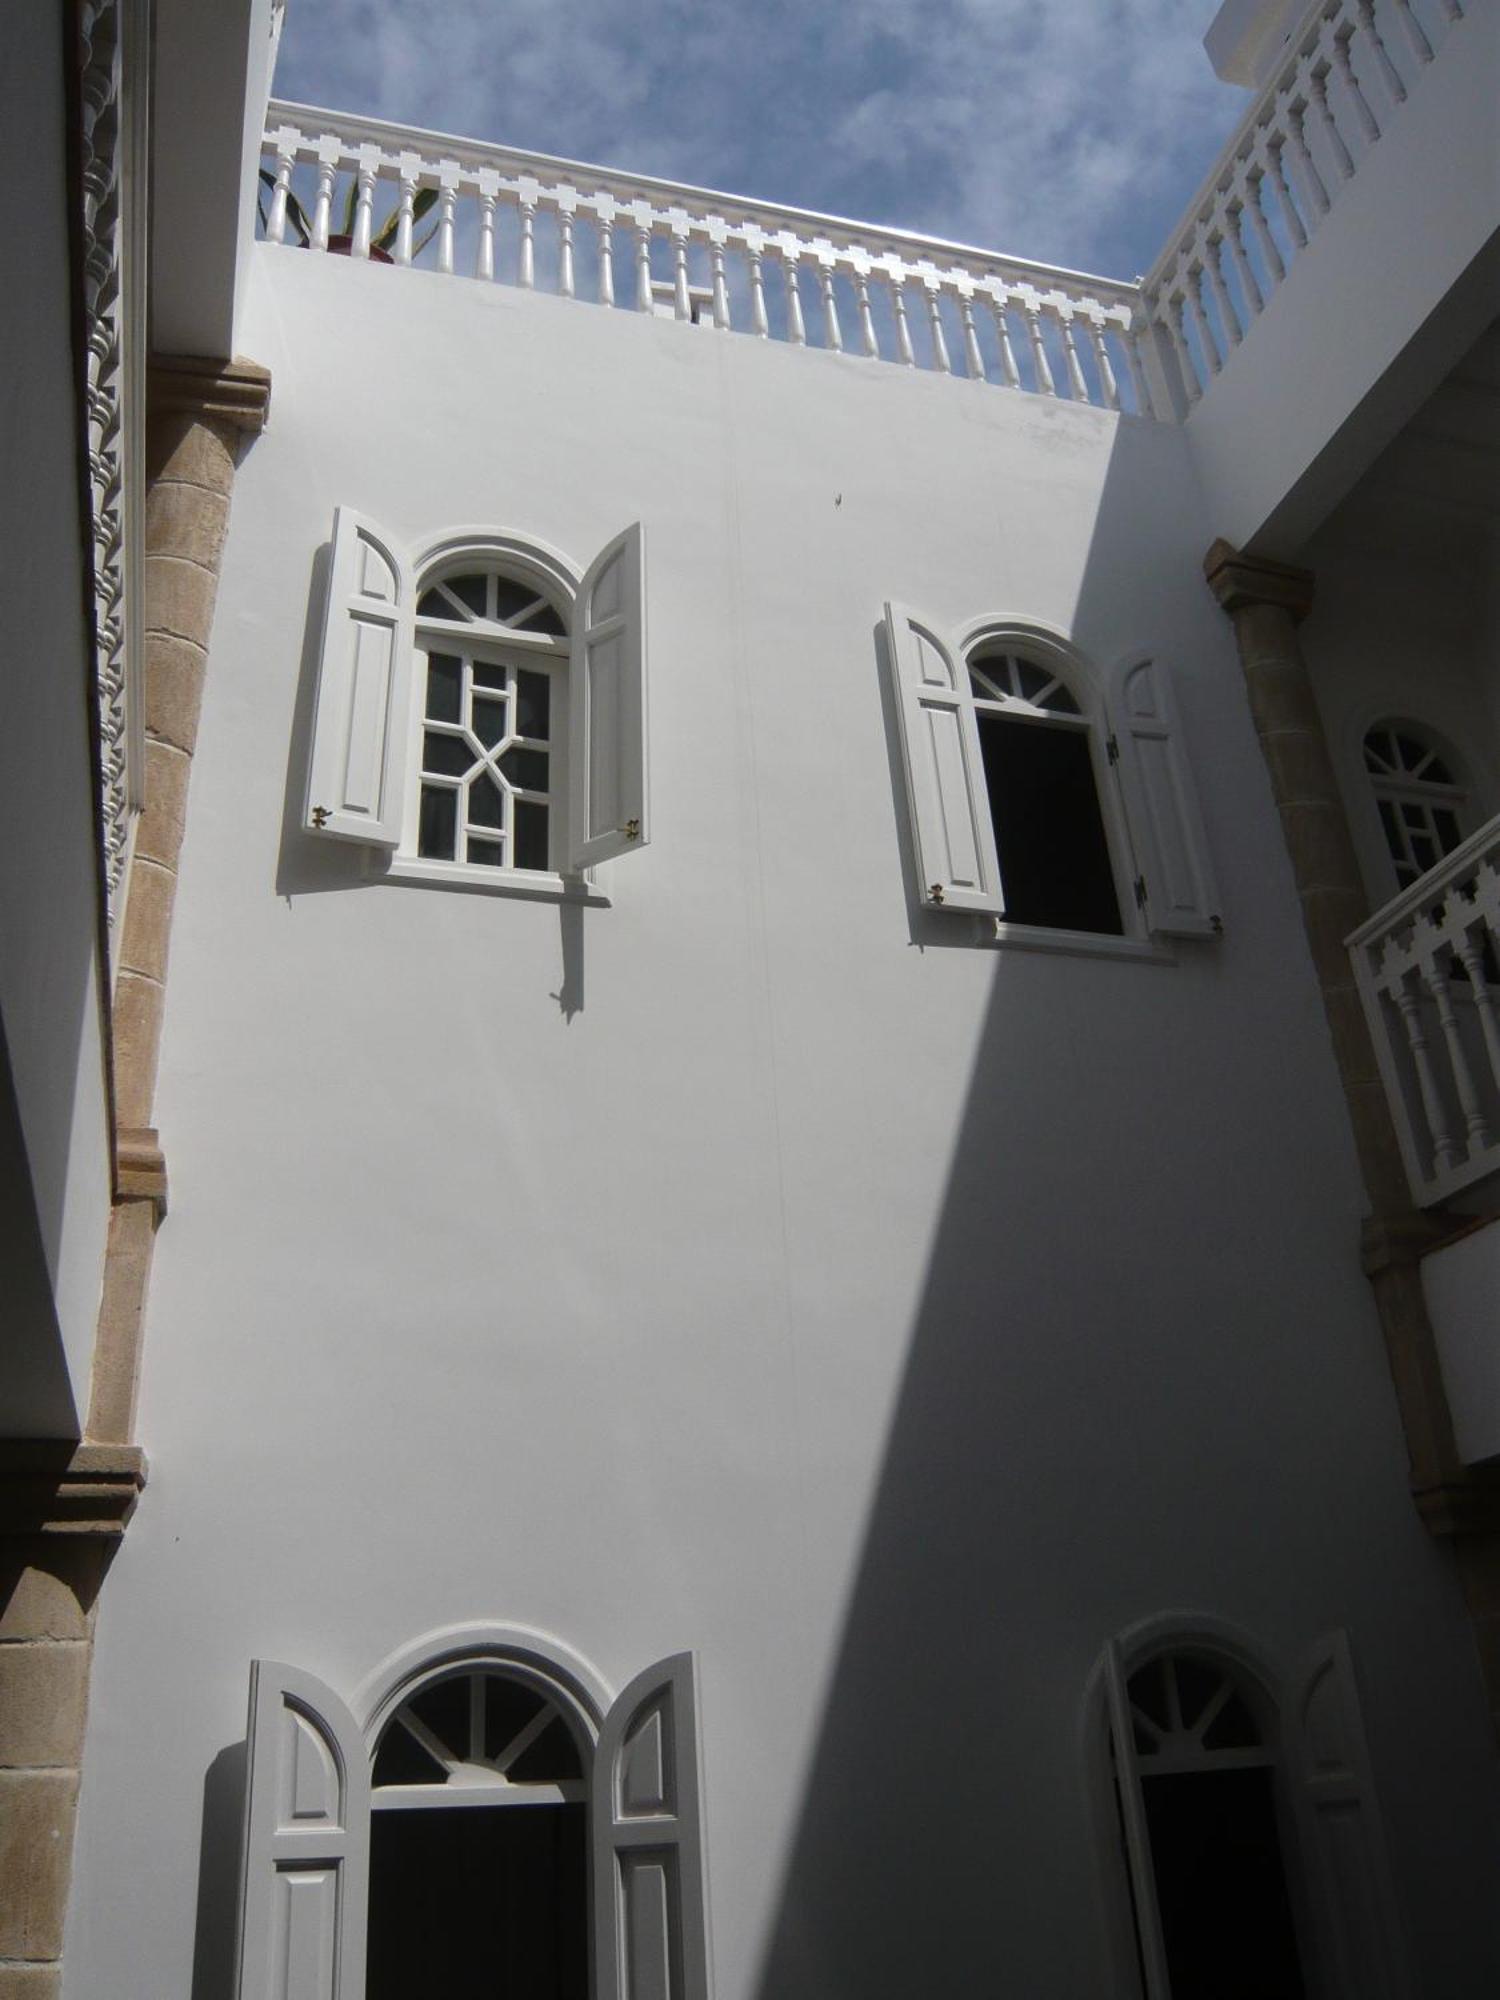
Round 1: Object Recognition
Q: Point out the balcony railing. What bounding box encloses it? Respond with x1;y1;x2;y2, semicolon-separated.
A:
1139;0;1470;406
1349;812;1500;1206
259;102;1161;417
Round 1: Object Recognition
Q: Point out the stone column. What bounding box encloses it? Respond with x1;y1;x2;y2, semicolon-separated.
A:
1205;538;1500;1732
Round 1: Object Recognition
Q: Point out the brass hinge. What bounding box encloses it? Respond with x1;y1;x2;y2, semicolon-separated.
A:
1106;734;1121;764
1133;874;1148;910
621;818;641;840
929;883;946;905
311;806;331;829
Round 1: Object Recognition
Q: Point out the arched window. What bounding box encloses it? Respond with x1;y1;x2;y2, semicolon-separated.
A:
1092;1626;1410;2000
1363;721;1469;891
884;606;1221;942
304;510;649;892
234;1639;709;2000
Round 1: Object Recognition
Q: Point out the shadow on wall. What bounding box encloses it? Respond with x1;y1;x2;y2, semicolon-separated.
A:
746;413;1499;1995
189;1739;247;2000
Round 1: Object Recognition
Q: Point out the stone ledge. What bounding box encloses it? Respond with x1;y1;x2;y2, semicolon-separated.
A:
1203;537;1315;622
0;1446;147;1539
148;354;272;435
114;1128;167;1213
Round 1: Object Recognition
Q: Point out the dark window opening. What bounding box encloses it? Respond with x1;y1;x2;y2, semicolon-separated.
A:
977;715;1122;935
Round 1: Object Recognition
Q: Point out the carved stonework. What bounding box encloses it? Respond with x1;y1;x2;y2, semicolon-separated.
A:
77;0;147;937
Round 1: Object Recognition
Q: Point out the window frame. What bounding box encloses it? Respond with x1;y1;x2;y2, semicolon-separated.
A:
1360;716;1472;897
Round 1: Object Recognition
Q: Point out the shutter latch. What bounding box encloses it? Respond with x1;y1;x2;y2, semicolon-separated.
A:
1106;734;1121;764
620;819;640;840
1133;874;1148;910
311;806;331;829
929;884;946;905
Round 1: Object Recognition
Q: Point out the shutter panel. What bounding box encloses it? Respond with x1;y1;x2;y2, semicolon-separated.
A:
1102;1642;1172;2000
570;523;648;870
304;508;413;847
1291;1633;1411;1999
884;602;1003;914
592;1653;709;2000
235;1660;370;2000
1106;657;1220;938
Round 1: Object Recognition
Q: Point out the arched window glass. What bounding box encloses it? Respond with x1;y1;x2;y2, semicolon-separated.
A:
411;564;571;874
965;643;1123;935
1109;1648;1306;2000
1363;722;1468;891
367;1663;589;1999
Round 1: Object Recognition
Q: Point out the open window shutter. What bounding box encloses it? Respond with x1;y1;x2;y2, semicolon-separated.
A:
235;1660;370;2000
1106;657;1221;938
1103;1642;1172;2000
883;602;1003;914
570;523;648;870
1291;1633;1411;2000
304;508;413;846
592;1652;709;2000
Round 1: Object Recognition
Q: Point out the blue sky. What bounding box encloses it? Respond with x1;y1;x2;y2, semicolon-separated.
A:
272;1;1251;281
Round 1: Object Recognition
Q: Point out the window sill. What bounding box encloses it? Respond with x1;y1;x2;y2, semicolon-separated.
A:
984;919;1174;964
371;854;611;905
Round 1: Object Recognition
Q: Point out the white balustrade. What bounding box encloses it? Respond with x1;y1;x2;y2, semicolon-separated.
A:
1140;0;1470;408
260;100;1152;415
1349;811;1500;1206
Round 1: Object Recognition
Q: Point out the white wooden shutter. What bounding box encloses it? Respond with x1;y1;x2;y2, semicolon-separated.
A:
884;602;1003;914
570;523;648;870
1291;1633;1411;1999
235;1660;370;2000
304;508;413;846
1103;1641;1172;2000
592;1652;709;2000
1106;657;1220;938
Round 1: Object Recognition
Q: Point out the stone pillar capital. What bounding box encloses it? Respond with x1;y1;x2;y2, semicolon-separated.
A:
1203;537;1314;623
147;353;272;435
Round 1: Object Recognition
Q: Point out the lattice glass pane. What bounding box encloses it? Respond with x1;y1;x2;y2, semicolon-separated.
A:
423;731;475;778
515;799;549;871
510;1716;583;1783
1174;1657;1221;1731
470;776;506;829
425;654;462;723
1130;1658;1170;1733
409;1675;471;1757
372;1718;447;1788
417;588;449;618
447;573;488;617
1201;1689;1261;1751
472;696;509;748
484;1677;547;1762
525;600;567;637
418;786;457;859
467;838;506;867
473;659;508;691
500;746;549;792
517;669;551;740
1435;809;1461;851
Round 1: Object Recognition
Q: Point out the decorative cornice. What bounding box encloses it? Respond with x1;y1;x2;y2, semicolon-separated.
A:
0;1441;147;1537
148;355;273;435
1203;538;1315;623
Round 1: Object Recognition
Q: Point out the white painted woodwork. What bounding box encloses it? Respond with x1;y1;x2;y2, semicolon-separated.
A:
304;507;413;847
593;1654;709;2000
235;1662;370;2000
1292;1634;1412;1999
1423;1217;1500;1465
884;603;1003;917
1107;656;1222;939
570;523;648;870
1102;1642;1173;2000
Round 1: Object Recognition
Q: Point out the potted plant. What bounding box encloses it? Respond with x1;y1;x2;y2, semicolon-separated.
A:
258;168;437;264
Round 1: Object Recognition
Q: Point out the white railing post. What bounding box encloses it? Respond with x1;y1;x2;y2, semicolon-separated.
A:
596;206;616;307
265;131;296;244
311;133;339;250
853;263;879;358
476;172;498;281
350;144;379;258
1355;0;1407;107
960;293;985;381
436;165;459;275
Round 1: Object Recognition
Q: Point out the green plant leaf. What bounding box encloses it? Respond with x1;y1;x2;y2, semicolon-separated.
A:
258;166;312;246
372;184;439;254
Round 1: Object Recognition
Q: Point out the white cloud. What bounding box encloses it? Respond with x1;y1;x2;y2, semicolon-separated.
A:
274;0;1248;277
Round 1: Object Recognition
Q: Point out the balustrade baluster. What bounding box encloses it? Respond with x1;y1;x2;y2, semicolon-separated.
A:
1331;29;1381;142
393;174;416;264
1285;100;1330;218
1426;957;1492;1157
437;182;457;275
559;213;576;298
1223;202;1264;315
926;288;951;373
1264;139;1309;250
673;235;691;320
1165;294;1200;401
1456;928;1500;1100
711;245;730;329
635;224;653;312
1243;170;1286;283
597;219;615;305
1024;306;1056;395
1394;977;1460;1173
784;257;807;346
890;278;915;366
351;157;377;258
854;273;879;358
819;265;843;351
1184;265;1221;375
1203;237;1243;348
748;248;769;337
960;297;985;381
477;189;497;281
519;202;536;288
311;145;337;250
1354;0;1407;105
1310;64;1354;180
1087;321;1120;410
1059;310;1090;398
266;144;295;244
990;297;1021;388
1391;0;1434;64
1123;326;1155;417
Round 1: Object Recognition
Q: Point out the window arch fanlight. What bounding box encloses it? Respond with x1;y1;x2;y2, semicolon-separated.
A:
303;509;649;891
884;605;1221;943
1362;718;1470;893
1089;1620;1411;2000
233;1630;709;2000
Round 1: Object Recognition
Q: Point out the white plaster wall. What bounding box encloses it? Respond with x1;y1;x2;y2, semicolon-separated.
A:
1425;1218;1500;1466
68;247;1500;1995
0;5;113;1434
